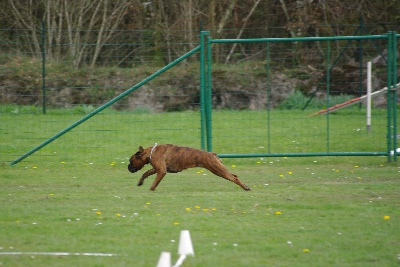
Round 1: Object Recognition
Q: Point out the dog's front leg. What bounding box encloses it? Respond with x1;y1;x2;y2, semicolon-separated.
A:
138;168;157;186
150;172;166;191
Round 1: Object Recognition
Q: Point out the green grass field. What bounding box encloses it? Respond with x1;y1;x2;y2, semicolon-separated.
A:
1;109;399;266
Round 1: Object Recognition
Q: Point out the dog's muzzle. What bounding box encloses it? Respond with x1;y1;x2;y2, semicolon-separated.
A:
128;164;139;173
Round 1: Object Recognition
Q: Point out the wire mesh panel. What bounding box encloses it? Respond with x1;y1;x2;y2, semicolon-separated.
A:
208;35;395;157
0;27;202;165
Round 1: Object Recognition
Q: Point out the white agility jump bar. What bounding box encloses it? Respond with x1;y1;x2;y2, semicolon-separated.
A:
0;252;120;257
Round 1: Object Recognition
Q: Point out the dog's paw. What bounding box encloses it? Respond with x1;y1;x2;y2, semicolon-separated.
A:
243;184;251;191
137;181;144;186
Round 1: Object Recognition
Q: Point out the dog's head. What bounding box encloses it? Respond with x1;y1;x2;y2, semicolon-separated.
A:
128;146;147;173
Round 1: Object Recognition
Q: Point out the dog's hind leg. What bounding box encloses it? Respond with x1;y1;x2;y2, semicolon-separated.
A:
230;173;251;191
206;162;251;191
138;168;157;186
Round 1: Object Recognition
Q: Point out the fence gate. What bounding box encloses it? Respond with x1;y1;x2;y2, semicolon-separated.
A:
199;31;398;162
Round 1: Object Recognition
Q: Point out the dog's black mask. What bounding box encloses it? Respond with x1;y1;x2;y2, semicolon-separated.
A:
127;164;138;173
128;148;146;173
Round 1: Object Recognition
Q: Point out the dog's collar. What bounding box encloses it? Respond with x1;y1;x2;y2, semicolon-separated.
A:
149;143;158;163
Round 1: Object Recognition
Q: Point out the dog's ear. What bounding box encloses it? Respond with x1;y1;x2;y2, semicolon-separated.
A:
138;146;144;153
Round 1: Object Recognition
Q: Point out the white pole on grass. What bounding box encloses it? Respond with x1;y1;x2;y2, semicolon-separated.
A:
172;230;194;267
367;61;372;132
156;252;172;267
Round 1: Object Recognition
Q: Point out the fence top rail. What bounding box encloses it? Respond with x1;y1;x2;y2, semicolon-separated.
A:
209;34;389;44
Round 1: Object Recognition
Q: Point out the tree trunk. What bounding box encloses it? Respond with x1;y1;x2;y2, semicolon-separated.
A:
225;0;262;63
217;0;238;35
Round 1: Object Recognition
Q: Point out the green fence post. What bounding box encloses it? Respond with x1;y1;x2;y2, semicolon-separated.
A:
386;32;393;162
266;42;271;154
206;33;212;152
198;30;212;152
357;17;364;110
41;21;46;114
199;31;207;150
390;31;397;161
326;41;331;154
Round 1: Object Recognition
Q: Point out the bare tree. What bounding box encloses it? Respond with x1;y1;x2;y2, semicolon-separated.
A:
224;0;262;63
1;0;399;67
4;0;42;57
60;0;133;67
216;0;238;35
1;0;135;67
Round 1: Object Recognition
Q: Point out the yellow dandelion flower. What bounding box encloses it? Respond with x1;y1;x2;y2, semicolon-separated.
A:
288;171;293;175
116;213;121;217
303;248;310;253
195;206;200;209
383;215;390;220
275;211;282;215
256;161;261;164
146;202;151;205
96;211;101;215
279;174;284;178
231;164;236;168
32;166;38;169
211;208;217;211
60;162;66;164
203;208;209;212
185;208;191;211
173;222;179;225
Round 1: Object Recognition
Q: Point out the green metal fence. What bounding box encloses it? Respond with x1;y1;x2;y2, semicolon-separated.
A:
3;30;399;165
199;31;398;162
9;46;201;165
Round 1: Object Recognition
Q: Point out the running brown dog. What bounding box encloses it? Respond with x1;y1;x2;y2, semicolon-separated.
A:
128;144;251;191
